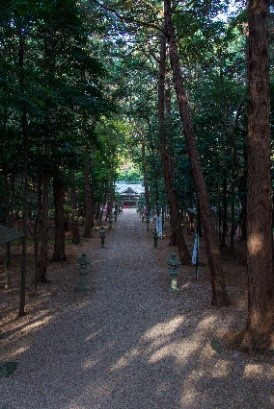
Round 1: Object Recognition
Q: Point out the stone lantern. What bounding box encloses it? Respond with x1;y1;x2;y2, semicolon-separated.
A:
99;226;106;248
153;228;158;248
76;253;90;293
146;215;150;231
167;253;181;291
108;212;113;230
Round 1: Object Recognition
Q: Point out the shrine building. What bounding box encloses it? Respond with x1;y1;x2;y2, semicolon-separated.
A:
116;182;144;208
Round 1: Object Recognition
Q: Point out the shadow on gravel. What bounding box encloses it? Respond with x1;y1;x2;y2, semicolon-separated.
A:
1;210;273;409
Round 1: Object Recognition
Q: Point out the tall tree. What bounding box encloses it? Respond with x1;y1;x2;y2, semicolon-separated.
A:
242;0;274;350
18;18;29;316
158;33;191;263
83;160;94;238
52;175;66;261
164;0;229;306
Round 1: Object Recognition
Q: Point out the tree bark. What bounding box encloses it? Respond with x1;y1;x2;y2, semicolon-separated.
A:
142;142;151;215
158;33;191;263
4;174;15;288
38;169;49;282
36;25;55;283
221;175;228;248
18;30;28;316
238;165;248;241
83;162;93;238
34;173;42;286
230;188;236;252
70;171;80;244
52;177;66;261
106;178;114;219
242;0;274;350
164;0;229;305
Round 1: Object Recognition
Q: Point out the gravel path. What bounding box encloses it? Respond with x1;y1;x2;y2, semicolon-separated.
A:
1;209;274;408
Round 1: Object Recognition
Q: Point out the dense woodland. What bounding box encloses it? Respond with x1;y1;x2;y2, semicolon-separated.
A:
0;0;274;351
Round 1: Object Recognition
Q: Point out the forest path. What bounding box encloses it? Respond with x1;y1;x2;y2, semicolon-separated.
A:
1;209;273;408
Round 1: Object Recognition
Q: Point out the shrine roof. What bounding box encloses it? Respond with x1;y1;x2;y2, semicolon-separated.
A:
116;182;144;195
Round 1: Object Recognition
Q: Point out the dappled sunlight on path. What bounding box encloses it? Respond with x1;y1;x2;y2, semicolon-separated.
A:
1;208;274;408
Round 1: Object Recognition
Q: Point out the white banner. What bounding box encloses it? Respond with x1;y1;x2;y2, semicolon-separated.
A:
156;216;163;238
191;235;199;265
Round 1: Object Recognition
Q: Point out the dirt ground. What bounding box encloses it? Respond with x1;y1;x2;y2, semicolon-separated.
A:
1;210;274;409
0;217;248;350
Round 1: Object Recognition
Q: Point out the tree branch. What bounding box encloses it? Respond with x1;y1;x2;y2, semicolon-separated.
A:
90;0;165;33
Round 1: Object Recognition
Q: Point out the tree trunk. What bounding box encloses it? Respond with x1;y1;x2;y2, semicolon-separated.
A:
238;168;248;240
52;177;66;261
107;177;115;216
34;173;42;286
164;0;229;306
38;170;49;282
106;180;113;220
142;142;151;215
272;194;274;256
242;0;274;350
70;171;80;244
221;175;228;248
4;174;15;288
36;26;55;283
18;29;28;317
230;188;236;252
83;162;93;238
162;149;191;263
157;33;191;263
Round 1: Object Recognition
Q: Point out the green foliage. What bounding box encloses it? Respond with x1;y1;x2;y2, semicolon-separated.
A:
0;0;264;228
0;0;112;174
117;166;142;182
